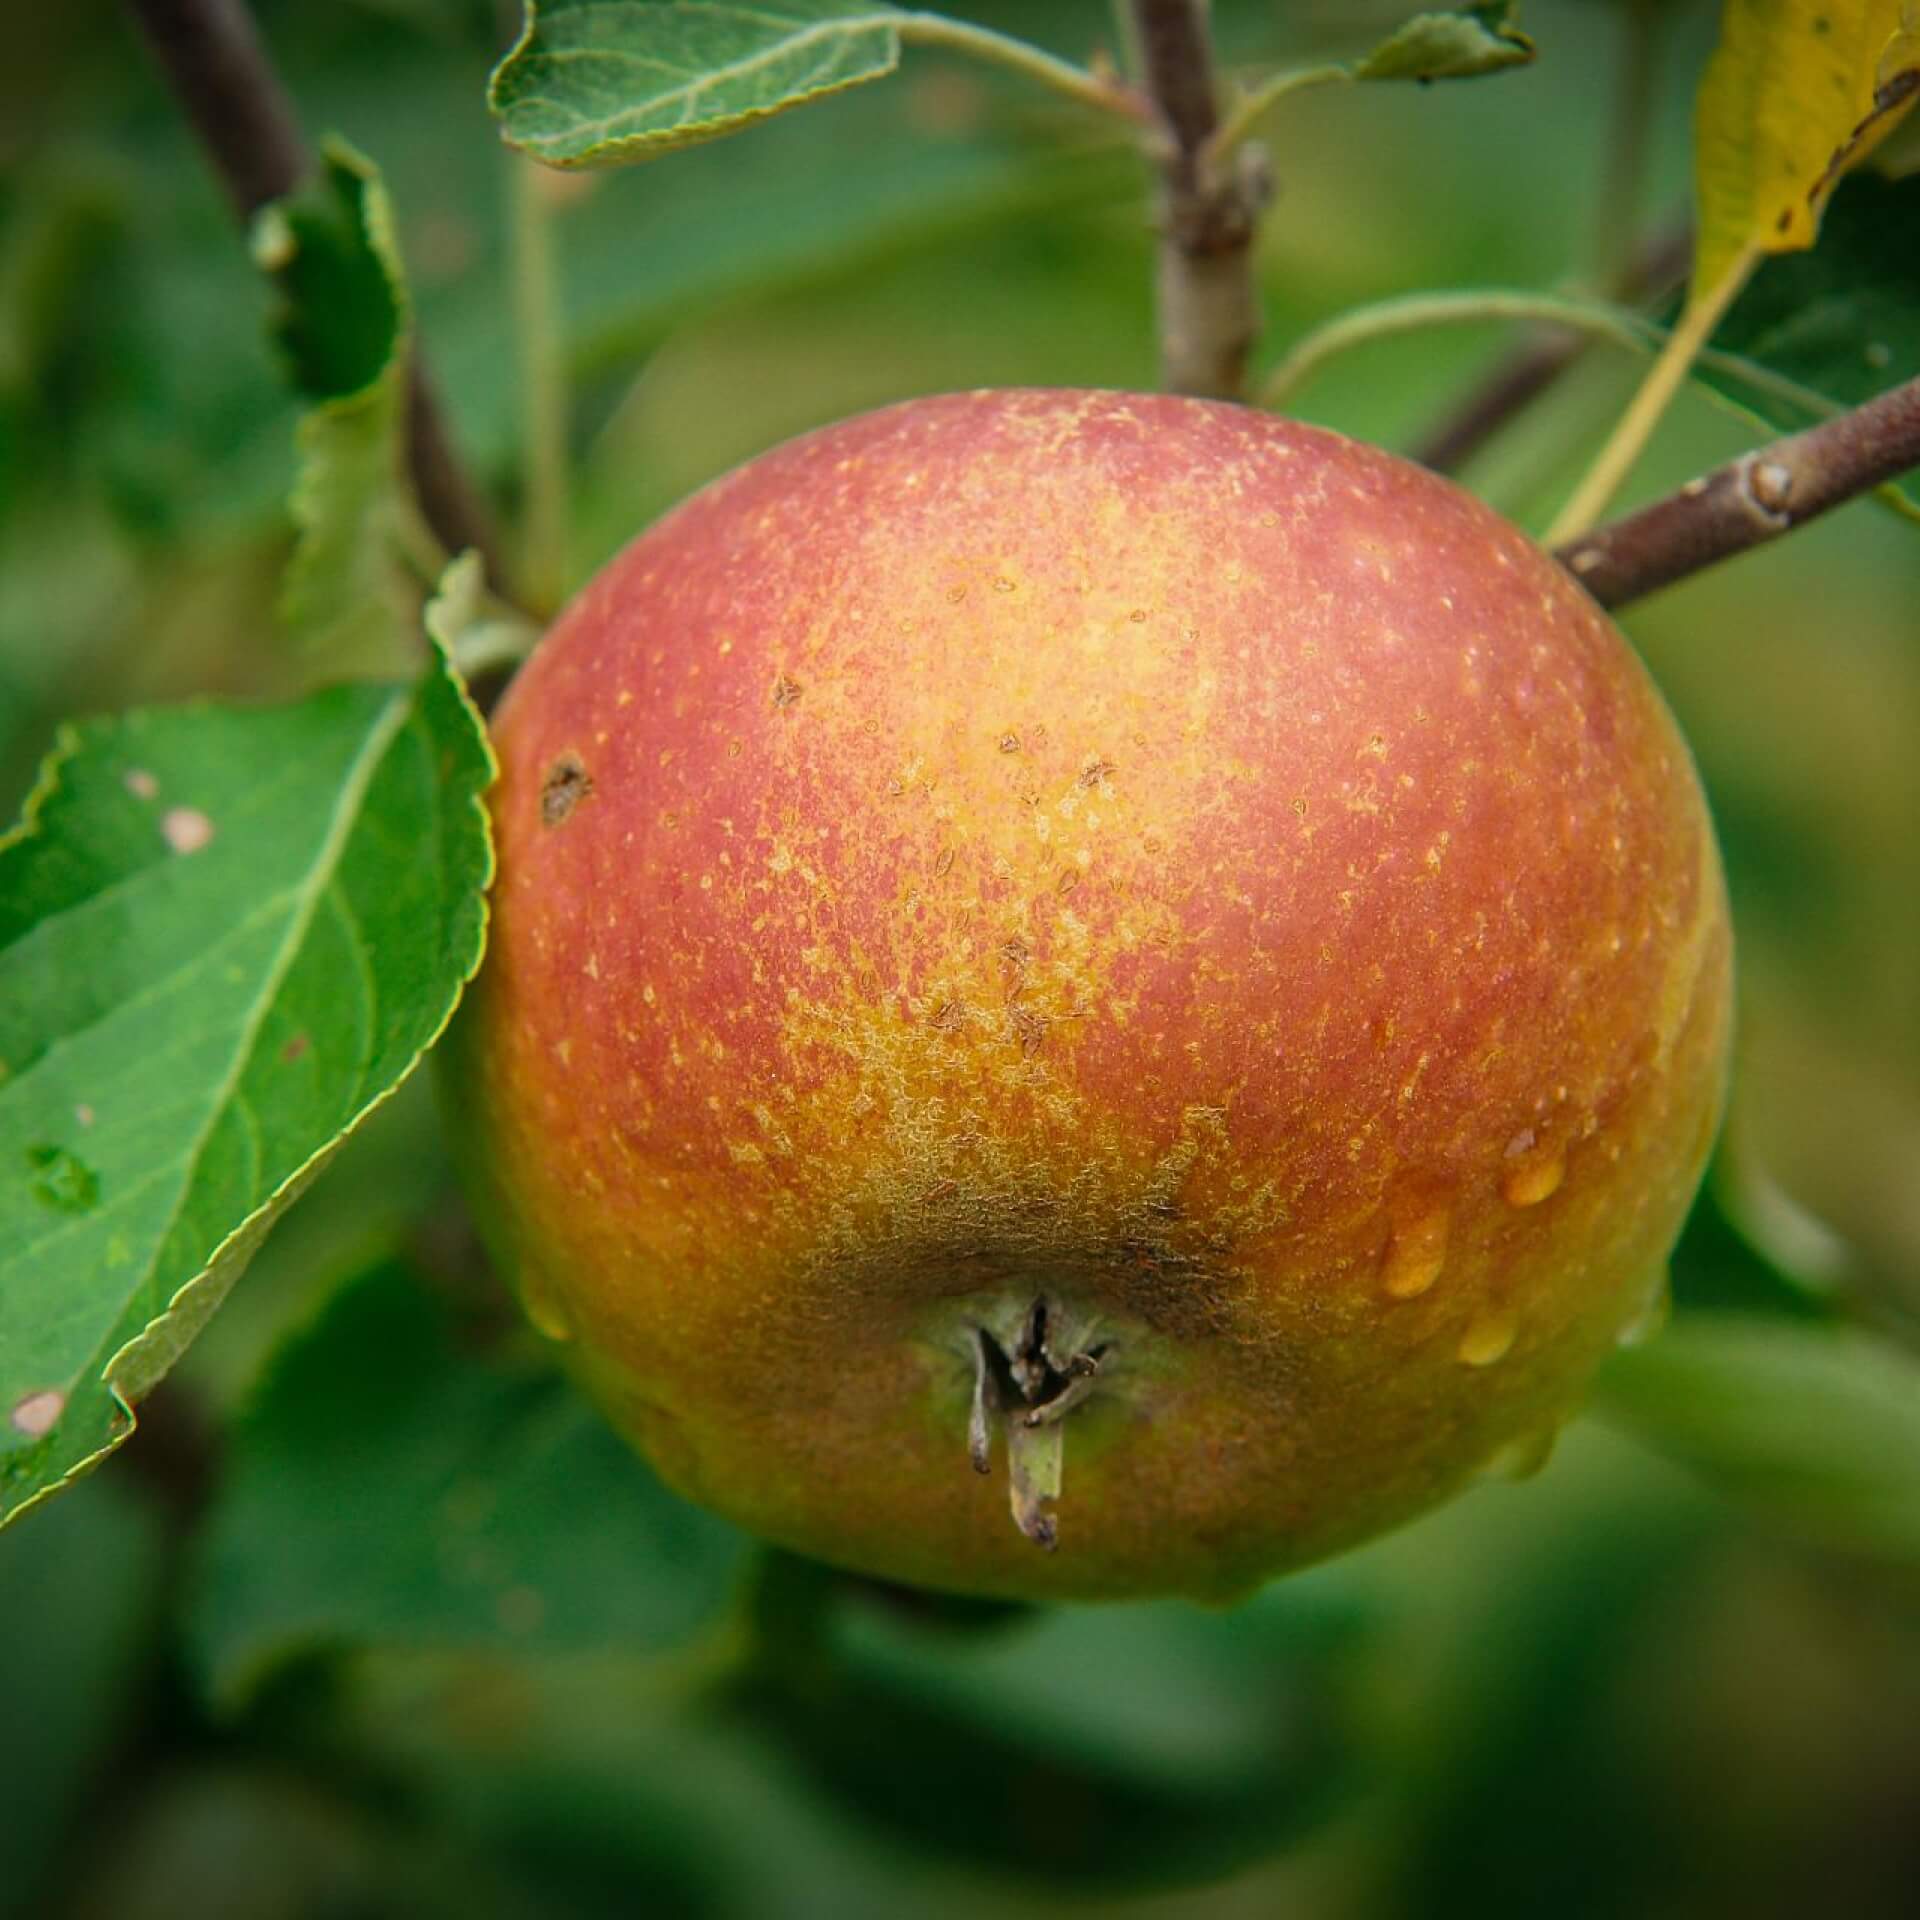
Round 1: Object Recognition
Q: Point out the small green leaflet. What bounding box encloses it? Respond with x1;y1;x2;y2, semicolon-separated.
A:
254;139;419;673
424;549;540;685
1595;1315;1920;1566
0;636;494;1532
1214;4;1535;157
1353;4;1533;83
491;0;910;166
189;1260;747;1702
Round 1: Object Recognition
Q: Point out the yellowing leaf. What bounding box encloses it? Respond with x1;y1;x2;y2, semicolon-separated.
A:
1549;0;1920;541
1693;0;1920;305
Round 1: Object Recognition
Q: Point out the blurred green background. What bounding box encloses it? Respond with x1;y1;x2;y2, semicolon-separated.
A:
5;3;1919;1916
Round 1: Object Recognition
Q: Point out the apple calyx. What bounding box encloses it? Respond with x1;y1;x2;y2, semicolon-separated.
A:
965;1296;1113;1551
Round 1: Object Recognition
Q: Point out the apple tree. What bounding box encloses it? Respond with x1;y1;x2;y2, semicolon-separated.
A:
3;3;1920;1914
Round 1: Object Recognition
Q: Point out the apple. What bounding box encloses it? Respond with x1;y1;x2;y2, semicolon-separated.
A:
441;389;1732;1603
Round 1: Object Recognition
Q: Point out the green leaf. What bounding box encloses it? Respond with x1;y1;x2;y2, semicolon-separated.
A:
0;637;494;1532
1353;3;1535;82
1702;166;1920;421
1675;167;1920;517
189;1260;748;1701
255;139;420;673
490;0;909;167
1667;1164;1836;1320
255;146;404;405
1594;1316;1920;1564
424;548;540;685
732;1553;1365;1888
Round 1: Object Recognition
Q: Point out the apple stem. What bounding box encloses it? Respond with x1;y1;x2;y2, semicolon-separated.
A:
1124;0;1265;401
967;1298;1111;1549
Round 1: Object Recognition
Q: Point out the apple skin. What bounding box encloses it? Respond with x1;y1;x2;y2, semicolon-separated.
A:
441;389;1731;1603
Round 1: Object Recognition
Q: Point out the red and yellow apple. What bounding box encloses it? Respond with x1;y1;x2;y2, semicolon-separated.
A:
442;389;1731;1603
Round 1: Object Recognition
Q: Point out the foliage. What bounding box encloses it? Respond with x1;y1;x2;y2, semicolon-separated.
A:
0;634;492;1531
491;0;916;164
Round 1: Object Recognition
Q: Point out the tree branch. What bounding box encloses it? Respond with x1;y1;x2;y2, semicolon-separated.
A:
1125;0;1262;400
1555;376;1920;611
125;0;510;598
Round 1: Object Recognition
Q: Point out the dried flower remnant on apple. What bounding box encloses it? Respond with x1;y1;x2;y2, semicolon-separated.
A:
442;390;1731;1603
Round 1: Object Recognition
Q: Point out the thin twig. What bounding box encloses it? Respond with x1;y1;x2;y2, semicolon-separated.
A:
897;13;1154;125
124;0;305;213
1205;62;1350;163
1414;0;1676;478
1260;288;1662;411
124;0;511;597
1543;250;1752;545
1411;223;1691;474
508;156;570;617
1555;375;1920;610
1125;0;1262;399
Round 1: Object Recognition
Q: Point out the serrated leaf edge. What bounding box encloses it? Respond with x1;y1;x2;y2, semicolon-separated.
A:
0;640;496;1534
488;4;907;168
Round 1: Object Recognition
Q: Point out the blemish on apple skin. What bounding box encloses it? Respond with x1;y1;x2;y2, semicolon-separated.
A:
10;1388;65;1437
540;753;594;826
1008;1005;1049;1056
162;806;214;854
452;392;1733;1600
998;731;1022;754
770;674;803;710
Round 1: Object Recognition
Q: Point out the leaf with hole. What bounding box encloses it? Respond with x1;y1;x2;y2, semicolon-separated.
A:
0;637;493;1532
